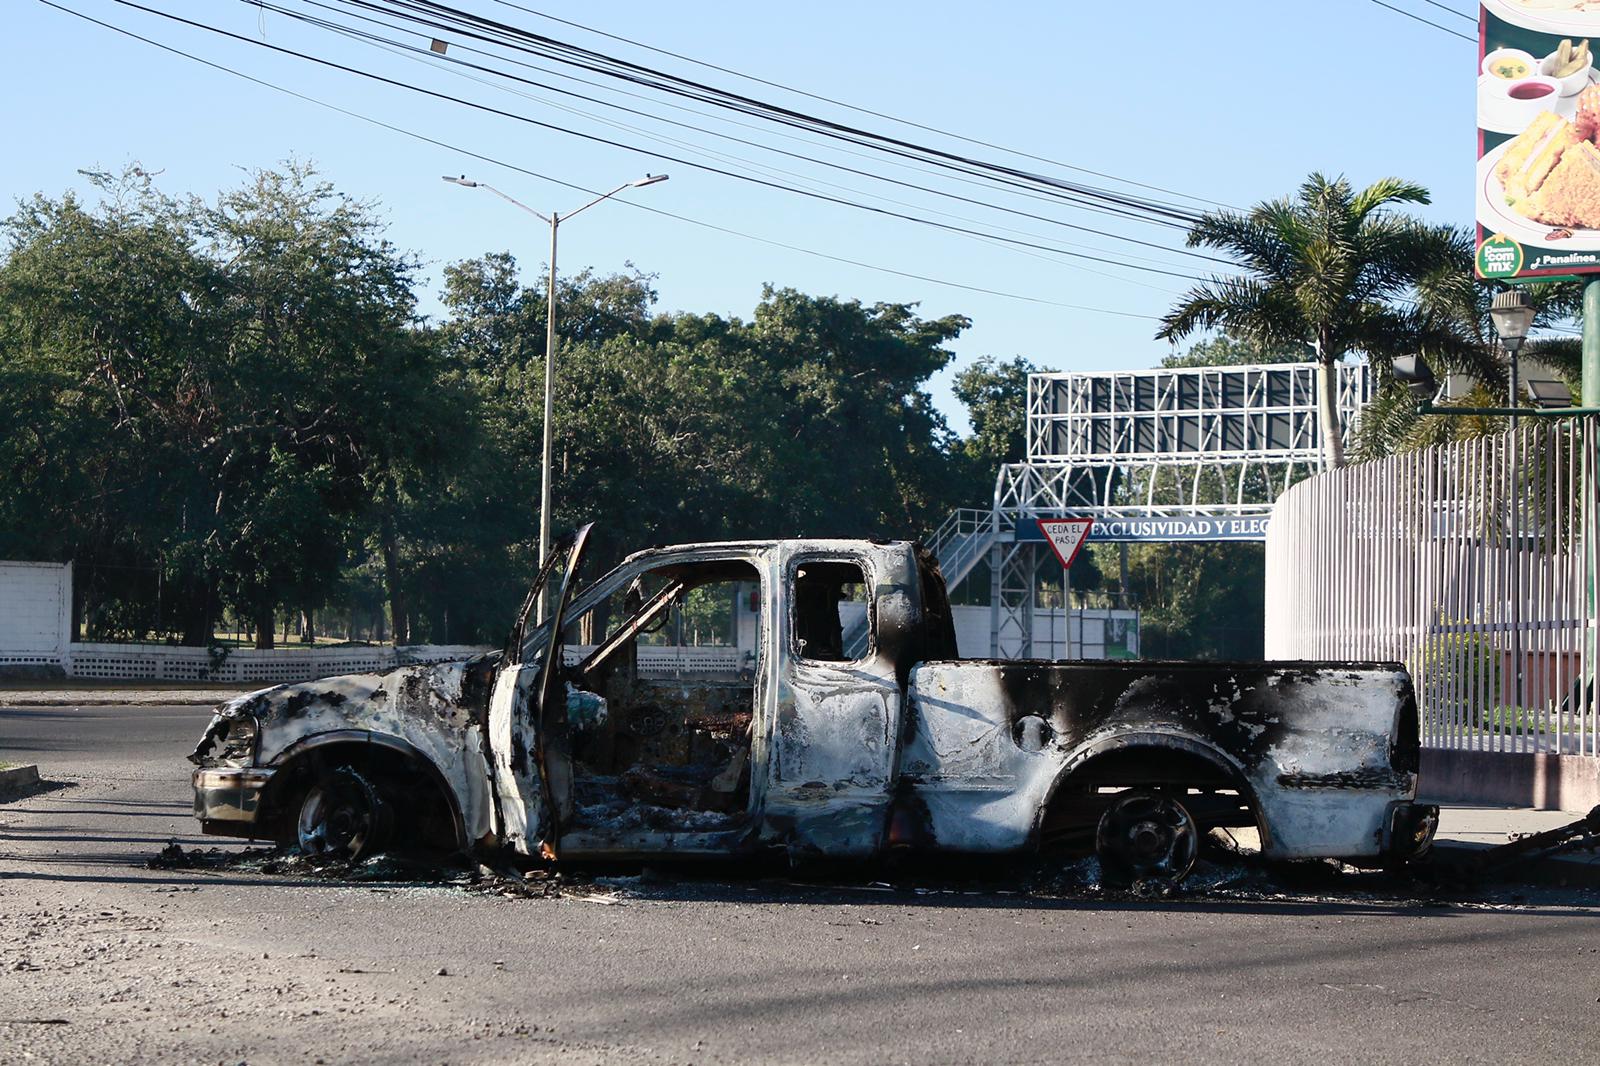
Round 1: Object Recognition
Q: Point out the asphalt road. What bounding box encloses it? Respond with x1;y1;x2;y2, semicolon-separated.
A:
4;705;1600;1065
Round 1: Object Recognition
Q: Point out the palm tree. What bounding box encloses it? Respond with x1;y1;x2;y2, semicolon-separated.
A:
1157;173;1472;468
1350;230;1581;459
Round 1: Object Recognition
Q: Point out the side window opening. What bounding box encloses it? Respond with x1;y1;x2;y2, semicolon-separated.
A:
793;560;869;663
558;558;761;833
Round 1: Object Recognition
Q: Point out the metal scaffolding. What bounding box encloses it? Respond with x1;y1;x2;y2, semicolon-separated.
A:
928;361;1372;658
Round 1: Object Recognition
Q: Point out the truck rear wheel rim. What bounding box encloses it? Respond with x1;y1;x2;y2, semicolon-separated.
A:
1096;791;1198;886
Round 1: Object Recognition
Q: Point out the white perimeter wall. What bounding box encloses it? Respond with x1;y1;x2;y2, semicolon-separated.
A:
845;600;1138;659
0;561;73;669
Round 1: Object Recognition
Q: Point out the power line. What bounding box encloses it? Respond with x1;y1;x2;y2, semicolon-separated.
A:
262;0;1214;247
316;0;1207;224
1414;0;1477;23
104;0;1222;278
487;0;1237;212
1367;0;1477;41
277;0;1242;278
343;22;1198;291
284;0;1213;248
33;0;1166;320
265;0;1248;275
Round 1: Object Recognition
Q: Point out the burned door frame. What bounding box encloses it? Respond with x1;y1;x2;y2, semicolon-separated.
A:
553;545;772;858
486;524;592;858
764;546;908;860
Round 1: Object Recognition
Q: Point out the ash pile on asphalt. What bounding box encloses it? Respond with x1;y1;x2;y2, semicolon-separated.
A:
146;841;571;899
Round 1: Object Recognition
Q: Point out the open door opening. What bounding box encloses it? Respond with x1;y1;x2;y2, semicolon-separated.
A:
488;524;592;858
556;558;762;843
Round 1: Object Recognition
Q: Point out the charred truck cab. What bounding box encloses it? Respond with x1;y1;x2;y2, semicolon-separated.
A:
191;529;1437;885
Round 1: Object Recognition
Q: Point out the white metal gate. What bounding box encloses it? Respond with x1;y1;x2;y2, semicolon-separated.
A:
1265;421;1598;757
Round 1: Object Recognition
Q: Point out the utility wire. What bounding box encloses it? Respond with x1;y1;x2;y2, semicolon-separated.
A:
343;21;1198;291
308;0;1207;224
490;0;1237;211
266;0;1245;276
282;0;1205;244
104;0;1219;277
1414;0;1477;23
262;0;1212;245
33;0;1164;319
1367;0;1477;41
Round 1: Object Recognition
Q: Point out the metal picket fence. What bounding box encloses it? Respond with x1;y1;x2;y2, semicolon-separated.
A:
1265;419;1598;757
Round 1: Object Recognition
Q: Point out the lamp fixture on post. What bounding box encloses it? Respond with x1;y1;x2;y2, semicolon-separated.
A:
1490;287;1535;409
1489;288;1535;356
441;172;669;615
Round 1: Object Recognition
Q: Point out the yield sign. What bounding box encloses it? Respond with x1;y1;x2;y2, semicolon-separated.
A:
1036;517;1094;569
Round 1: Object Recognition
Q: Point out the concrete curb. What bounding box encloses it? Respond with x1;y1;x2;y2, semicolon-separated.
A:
0;763;42;798
1431;841;1600;890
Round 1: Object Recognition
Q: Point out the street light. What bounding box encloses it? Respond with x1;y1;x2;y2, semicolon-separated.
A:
1490;287;1535;715
442;173;669;581
1490;289;1536;409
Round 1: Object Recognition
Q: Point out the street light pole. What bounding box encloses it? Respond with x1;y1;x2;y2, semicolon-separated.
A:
1490;289;1535;716
543;211;559;585
443;173;668;582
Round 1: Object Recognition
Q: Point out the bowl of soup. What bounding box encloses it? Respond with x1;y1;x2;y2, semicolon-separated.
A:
1505;76;1564;121
1484;48;1538;81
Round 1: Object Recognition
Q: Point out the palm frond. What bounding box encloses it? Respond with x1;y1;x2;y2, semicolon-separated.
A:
1155;276;1303;344
1185;208;1299;281
1349;177;1432;220
1524;336;1581;392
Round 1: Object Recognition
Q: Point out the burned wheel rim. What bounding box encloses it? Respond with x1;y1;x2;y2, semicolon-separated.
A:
1095;790;1198;887
297;767;388;861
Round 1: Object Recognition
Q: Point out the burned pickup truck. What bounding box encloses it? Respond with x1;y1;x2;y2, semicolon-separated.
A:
191;527;1437;885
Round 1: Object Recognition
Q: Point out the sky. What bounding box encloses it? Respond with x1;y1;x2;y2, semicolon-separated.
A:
7;0;1477;434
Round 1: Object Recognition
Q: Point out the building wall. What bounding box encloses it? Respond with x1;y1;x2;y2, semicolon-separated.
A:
0;561;73;671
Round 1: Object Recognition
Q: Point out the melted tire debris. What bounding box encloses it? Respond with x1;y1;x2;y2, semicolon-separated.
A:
146;842;578;899
143;840;1599;911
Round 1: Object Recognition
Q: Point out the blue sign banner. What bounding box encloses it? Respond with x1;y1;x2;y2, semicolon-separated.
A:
1015;514;1269;543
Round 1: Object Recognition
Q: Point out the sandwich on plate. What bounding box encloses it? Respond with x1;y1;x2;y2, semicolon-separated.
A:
1497;100;1600;229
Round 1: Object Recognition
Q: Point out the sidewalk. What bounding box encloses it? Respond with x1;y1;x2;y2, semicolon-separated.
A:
0;681;264;707
1434;804;1600;887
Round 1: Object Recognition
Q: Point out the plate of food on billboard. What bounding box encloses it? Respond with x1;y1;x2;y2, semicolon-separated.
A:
1484;1;1600;37
1478;5;1600;277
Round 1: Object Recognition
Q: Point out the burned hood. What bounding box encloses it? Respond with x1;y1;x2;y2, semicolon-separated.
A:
188;652;501;766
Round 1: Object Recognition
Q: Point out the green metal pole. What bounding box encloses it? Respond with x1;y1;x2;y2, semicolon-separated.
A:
1587;280;1600;407
1586;280;1600;717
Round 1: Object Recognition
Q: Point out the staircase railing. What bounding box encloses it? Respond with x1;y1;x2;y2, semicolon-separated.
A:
841;507;1002;658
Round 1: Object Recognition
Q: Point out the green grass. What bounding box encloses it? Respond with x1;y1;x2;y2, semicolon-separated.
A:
1447;705;1558;737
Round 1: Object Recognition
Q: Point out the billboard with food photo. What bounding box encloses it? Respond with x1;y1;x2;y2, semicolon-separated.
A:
1478;1;1600;278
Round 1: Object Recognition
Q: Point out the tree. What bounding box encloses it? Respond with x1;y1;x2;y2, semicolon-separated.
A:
1351;229;1582;460
0;164;441;646
1116;542;1266;659
1160;331;1309;369
445;267;972;581
2;165;984;649
952;355;1038;473
1157;173;1467;468
0;168;227;643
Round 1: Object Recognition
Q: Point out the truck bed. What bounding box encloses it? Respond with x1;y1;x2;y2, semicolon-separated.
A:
898;659;1420;860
